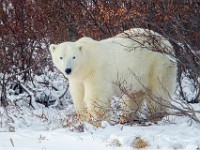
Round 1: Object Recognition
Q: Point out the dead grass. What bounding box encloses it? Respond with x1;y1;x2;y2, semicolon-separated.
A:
106;139;122;147
134;137;150;149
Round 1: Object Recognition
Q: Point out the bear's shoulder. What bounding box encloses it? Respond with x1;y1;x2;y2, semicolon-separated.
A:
76;37;96;43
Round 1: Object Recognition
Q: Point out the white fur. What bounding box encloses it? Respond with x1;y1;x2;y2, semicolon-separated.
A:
50;28;177;121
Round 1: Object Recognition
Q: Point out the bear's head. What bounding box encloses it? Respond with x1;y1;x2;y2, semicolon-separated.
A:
49;41;88;79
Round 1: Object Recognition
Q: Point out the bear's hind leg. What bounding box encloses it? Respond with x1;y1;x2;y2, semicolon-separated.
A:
120;91;145;122
146;65;176;120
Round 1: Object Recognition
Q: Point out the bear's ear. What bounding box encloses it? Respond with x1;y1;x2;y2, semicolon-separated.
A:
49;44;57;53
78;46;82;52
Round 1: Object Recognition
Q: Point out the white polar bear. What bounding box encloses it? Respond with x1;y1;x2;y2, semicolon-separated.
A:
49;28;177;123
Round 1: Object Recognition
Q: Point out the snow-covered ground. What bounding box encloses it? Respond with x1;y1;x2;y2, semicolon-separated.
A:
0;72;200;150
0;104;200;150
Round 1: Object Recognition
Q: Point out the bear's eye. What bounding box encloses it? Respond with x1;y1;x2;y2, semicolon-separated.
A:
60;57;63;60
72;56;76;59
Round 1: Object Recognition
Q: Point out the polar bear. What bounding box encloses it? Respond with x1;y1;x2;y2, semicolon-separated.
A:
49;28;177;123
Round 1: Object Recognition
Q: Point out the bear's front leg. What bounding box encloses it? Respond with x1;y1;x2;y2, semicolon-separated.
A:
69;80;87;120
84;78;113;123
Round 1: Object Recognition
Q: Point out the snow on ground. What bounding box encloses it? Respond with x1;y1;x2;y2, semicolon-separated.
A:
0;72;200;150
0;104;200;150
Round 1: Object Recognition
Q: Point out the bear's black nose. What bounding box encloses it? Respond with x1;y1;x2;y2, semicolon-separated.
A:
65;68;72;75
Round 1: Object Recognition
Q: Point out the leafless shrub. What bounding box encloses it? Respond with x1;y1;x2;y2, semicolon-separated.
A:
109;73;200;125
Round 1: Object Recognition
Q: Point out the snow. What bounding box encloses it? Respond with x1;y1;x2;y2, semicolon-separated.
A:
0;72;200;150
0;105;200;150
